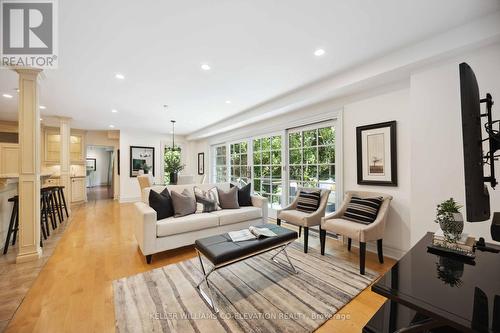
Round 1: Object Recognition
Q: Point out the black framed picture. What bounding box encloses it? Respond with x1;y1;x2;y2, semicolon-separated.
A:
117;149;120;175
130;146;155;177
86;158;96;172
356;121;397;186
198;152;205;175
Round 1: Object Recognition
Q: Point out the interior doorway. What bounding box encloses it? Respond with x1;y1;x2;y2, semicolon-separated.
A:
86;145;115;200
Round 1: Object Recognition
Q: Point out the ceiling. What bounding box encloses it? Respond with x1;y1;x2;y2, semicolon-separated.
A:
0;0;499;135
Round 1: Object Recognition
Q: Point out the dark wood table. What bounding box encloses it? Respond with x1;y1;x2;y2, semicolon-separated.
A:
364;232;500;333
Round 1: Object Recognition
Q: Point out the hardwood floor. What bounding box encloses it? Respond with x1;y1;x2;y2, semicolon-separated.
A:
6;198;395;332
86;185;113;201
0;210;71;332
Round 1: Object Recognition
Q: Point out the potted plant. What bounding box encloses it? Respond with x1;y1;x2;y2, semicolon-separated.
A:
164;150;185;185
435;198;464;243
142;163;151;174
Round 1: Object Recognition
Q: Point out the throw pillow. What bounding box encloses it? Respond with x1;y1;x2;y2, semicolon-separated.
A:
193;186;219;213
148;188;174;220
217;186;240;209
171;189;197;217
194;186;220;204
230;183;253;206
296;190;321;213
343;196;383;224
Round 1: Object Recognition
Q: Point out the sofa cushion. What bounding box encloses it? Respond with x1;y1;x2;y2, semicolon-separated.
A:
171;189;197;217
217;186;240;209
148;187;174;220
156;213;219;237
210;206;262;226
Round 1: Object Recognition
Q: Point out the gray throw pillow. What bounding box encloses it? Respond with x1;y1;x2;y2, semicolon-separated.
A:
171;189;196;217
193;186;219;213
217;186;240;209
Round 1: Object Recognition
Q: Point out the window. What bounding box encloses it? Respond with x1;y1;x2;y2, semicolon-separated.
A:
288;124;336;213
214;145;227;182
230;141;249;186
253;135;283;209
164;145;181;184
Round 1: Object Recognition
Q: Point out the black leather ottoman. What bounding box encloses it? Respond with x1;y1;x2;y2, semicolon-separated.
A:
194;224;298;312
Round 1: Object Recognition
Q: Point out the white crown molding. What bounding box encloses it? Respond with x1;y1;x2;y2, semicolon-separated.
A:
187;11;500;141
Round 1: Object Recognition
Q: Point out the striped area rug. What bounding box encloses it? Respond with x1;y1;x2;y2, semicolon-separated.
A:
113;242;377;333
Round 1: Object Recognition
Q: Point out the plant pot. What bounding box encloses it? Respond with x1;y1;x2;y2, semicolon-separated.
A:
143;169;149;174
169;172;178;185
439;212;464;243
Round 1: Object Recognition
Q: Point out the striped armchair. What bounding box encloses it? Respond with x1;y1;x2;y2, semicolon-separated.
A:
320;191;392;275
277;188;331;253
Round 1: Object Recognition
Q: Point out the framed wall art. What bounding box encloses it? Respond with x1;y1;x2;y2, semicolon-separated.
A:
130;146;155;177
356;121;397;186
198;152;205;175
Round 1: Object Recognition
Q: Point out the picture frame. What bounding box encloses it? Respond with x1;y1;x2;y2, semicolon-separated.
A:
86;158;96;172
117;149;120;175
130;146;155;177
356;121;397;186
198;152;205;175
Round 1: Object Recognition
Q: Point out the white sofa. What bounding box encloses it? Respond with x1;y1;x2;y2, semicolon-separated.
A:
134;182;268;263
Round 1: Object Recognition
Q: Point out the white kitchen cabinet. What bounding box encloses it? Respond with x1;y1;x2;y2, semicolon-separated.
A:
70;177;86;203
0;143;19;174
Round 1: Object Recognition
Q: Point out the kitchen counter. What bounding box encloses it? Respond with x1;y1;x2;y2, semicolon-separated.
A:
0;172;53;191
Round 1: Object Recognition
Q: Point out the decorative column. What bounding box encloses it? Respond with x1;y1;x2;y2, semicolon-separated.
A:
59;117;71;215
16;68;43;263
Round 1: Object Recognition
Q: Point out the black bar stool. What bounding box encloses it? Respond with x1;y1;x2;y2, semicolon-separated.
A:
44;186;63;225
40;188;54;236
3;196;19;254
54;186;69;219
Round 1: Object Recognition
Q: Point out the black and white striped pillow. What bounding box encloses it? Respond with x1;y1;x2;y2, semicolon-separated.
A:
296;190;321;213
343;196;383;224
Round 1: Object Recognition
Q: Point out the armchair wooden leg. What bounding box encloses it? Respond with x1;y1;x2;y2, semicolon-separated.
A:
146;255;152;264
298;226;302;238
276;218;281;226
303;227;309;253
377;239;384;263
359;242;366;275
347;238;352;251
320;227;326;255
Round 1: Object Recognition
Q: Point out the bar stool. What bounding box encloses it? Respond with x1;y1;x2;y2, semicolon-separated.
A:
3;196;19;254
54;186;69;219
41;188;55;235
44;186;63;225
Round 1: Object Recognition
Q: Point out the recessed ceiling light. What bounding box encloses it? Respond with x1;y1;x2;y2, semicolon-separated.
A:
109;125;115;128
40;118;43;121
314;49;326;57
225;100;231;104
111;109;118;113
115;73;125;80
201;64;211;71
40;105;46;110
2;94;13;99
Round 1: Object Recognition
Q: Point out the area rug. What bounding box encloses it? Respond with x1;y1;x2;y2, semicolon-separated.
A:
113;242;377;333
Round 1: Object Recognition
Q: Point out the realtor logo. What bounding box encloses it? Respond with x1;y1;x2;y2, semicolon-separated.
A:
1;0;58;68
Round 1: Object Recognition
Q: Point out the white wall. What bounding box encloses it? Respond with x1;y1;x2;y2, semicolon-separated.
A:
343;89;412;256
86;146;112;186
410;43;500;244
